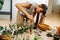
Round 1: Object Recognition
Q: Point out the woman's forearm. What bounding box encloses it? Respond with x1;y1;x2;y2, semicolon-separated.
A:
15;3;33;20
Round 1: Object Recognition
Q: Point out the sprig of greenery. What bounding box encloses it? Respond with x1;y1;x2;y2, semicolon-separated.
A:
0;23;33;40
0;26;3;30
34;35;41;40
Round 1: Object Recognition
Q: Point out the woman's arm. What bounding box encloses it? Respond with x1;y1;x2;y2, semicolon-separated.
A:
39;15;46;24
15;3;33;20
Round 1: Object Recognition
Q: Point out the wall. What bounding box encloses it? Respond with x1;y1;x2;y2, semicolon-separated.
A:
12;0;60;27
46;0;54;14
52;0;60;13
0;0;10;12
0;15;10;19
0;0;11;20
44;13;60;27
44;0;60;27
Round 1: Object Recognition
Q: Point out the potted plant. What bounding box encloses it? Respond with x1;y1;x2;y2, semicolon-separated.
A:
0;23;33;40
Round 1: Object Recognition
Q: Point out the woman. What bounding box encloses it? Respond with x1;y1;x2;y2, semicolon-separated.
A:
15;2;48;28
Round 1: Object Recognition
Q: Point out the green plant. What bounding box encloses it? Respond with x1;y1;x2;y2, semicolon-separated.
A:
34;35;41;40
0;26;3;30
0;23;34;40
0;0;4;10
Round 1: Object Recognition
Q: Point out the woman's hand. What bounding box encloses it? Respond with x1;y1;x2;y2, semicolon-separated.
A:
15;3;33;21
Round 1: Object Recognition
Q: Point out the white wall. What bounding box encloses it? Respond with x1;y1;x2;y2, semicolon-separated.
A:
56;0;60;5
44;0;60;27
46;0;54;14
0;15;10;19
0;0;10;12
52;0;60;13
12;0;49;22
0;0;10;20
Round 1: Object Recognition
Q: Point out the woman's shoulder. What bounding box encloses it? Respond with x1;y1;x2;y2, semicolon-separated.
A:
26;2;37;5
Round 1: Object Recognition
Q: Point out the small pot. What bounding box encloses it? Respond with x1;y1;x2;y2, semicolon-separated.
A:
0;35;9;40
54;34;60;40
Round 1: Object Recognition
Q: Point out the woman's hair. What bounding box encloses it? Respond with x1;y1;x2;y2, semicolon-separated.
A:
33;4;48;17
40;4;48;16
33;4;48;29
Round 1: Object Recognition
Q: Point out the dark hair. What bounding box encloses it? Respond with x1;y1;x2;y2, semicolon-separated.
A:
40;4;48;16
33;4;48;29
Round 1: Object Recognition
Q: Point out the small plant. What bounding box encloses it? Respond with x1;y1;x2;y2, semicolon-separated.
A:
0;23;33;40
0;0;4;10
34;35;41;40
0;26;3;30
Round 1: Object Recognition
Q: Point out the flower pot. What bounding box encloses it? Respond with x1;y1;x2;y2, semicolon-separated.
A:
0;35;9;40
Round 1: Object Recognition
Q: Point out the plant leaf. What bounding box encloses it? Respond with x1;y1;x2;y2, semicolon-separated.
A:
0;26;3;30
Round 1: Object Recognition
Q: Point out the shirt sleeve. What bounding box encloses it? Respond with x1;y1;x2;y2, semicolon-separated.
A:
26;1;37;5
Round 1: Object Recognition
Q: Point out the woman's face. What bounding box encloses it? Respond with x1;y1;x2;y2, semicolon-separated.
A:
36;5;43;13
